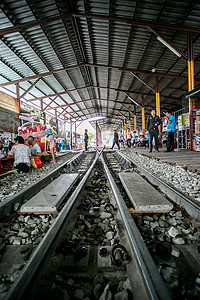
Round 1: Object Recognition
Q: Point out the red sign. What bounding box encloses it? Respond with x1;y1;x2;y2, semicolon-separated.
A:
18;122;47;151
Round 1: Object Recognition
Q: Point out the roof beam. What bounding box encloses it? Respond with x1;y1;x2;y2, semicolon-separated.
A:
73;13;200;34
125;93;142;107
1;63;200;88
130;72;156;93
20;78;41;99
0;64;84;87
1;13;200;36
115;88;182;104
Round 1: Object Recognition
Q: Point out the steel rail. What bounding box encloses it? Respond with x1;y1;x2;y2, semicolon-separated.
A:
4;152;98;300
101;153;171;300
115;151;200;219
0;151;84;219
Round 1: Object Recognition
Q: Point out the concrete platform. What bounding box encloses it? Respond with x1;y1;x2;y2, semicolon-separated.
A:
131;148;200;173
20;173;79;214
119;172;173;212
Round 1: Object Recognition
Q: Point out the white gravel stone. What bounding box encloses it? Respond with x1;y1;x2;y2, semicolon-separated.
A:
171;246;180;257
31;229;39;236
168;227;180;238
167;218;177;226
13;237;22;245
12;223;20;231
195;277;200;285
18;232;29;238
106;231;114;240
100;212;112;220
172;237;185;245
24;216;30;223
18;215;25;222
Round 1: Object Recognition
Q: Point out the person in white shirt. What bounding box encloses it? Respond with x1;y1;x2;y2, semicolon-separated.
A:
27;136;42;156
8;136;31;173
0;141;5;158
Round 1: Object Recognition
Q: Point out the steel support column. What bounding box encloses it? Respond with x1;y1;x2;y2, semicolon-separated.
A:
188;32;195;151
125;122;127;136
75;122;77;146
96;121;98;148
70;120;73;150
129;113;131;131
134;105;137;132
156;76;160;117
141;96;145;134
55;108;58;135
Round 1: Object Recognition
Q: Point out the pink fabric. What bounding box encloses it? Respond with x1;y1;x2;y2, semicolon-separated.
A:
47;135;55;149
127;132;132;139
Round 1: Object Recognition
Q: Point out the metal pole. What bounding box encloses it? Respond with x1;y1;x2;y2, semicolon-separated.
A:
155;76;160;117
96;121;98;148
70;119;73;150
141;95;145;135
188;32;194;151
129;112;131;131
75;122;77;147
134;105;137;132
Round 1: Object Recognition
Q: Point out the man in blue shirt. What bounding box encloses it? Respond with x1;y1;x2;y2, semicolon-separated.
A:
164;111;176;152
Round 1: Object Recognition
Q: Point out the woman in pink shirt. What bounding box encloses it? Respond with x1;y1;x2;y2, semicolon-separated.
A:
45;129;56;163
126;130;132;148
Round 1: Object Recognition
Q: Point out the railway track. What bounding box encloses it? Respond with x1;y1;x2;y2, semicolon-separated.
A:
1;150;200;299
0;151;97;297
114;150;200;219
0;151;84;219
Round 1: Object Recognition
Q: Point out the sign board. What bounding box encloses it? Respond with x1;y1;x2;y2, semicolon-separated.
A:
18;121;47;151
0;91;20;133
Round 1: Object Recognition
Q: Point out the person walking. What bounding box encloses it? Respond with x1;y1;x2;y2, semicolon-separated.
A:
118;130;123;147
126;130;132;148
146;109;161;153
111;130;120;149
84;129;89;151
45;129;56;163
164;111;176;152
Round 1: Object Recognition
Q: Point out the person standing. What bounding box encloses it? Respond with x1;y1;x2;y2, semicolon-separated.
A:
146;109;161;153
164;111;176;152
84;129;89;151
132;131;136;147
45;129;56;163
126;130;132;148
111;130;120;150
118;130;123;147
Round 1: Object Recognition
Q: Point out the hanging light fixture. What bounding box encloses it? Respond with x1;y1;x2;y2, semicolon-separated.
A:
157;36;181;58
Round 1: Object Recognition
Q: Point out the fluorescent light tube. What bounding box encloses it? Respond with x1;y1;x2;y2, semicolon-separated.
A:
157;36;181;58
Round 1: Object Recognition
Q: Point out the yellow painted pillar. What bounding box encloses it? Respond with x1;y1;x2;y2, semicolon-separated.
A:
123;126;124;138
129;119;131;131
125;123;127;135
156;92;160;117
134;115;137;132
188;32;195;151
188;60;195;108
142;107;145;134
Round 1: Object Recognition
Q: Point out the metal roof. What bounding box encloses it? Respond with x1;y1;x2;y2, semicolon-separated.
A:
0;0;200;131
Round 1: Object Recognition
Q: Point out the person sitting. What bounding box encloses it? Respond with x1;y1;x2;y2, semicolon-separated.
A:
27;136;42;156
8;136;31;173
0;141;6;158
